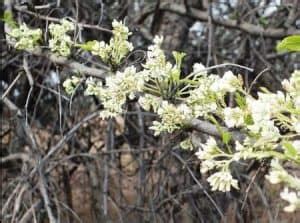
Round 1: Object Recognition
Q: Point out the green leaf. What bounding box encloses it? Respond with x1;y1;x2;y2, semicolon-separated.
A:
258;17;269;27
276;35;300;52
235;92;246;108
222;131;232;145
172;51;185;70
208;115;232;144
282;141;298;157
77;40;98;51
1;11;17;28
244;114;254;125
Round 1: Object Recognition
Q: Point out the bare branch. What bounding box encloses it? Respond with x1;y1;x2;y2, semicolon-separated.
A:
13;5;112;33
160;3;300;39
29;49;109;79
189;118;245;142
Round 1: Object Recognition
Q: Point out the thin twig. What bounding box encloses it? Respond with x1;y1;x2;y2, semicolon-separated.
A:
14;5;112;33
171;151;225;220
38;169;57;223
247;68;270;93
1;73;22;100
19;200;42;223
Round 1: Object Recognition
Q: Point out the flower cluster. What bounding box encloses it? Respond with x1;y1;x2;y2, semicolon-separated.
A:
282;70;300;133
265;159;300;188
265;159;300;212
141;36;173;81
280;188;300;212
207;170;239;192
186;74;219;118
49;19;74;56
63;76;81;95
138;94;162;112
210;71;243;93
150;101;192;136
195;137;239;191
85;66;144;118
191;70;300;208
223;107;244;128
8;23;42;50
82;20;133;66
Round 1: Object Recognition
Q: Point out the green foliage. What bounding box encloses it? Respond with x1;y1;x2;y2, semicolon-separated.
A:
277;35;300;52
235;92;246;109
221;131;232;145
258;17;269;27
283;141;298;158
1;11;17;28
77;40;98;51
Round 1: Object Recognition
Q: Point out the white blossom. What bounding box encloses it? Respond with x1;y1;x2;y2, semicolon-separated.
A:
49;19;74;56
138;94;161;112
280;188;300;212
265;159;286;185
81;20;132;65
186;75;220;117
142;36;173;80
260;121;280;142
200;159;216;173
233;141;253;160
195;137;219;160
246;96;271;123
294;122;300;134
9;23;42;50
282;70;300;97
63;76;81;95
223;107;244;128
150;101;192;135
210;71;242;93
207;171;239;192
192;63;207;76
292;140;300;152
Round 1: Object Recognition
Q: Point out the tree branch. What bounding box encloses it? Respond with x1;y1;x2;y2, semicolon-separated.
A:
29;49;109;79
13;5;112;33
159;3;300;39
190;118;245;142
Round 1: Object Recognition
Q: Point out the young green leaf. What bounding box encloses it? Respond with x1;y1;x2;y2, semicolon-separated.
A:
276;35;300;52
1;11;17;28
235;92;246;108
222;131;232;145
77;40;98;51
282;141;298;158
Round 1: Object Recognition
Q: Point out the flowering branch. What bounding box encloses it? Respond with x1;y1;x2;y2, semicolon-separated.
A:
4;17;300;214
